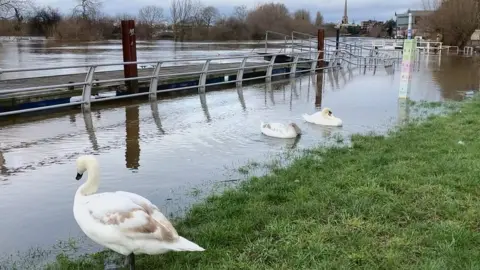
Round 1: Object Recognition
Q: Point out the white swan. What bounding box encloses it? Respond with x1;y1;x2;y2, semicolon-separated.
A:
73;155;204;270
260;122;301;138
302;107;343;126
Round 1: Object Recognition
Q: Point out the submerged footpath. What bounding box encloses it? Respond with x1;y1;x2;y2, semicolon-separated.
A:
50;98;480;269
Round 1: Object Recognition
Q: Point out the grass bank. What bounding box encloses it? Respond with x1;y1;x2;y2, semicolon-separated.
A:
49;98;480;269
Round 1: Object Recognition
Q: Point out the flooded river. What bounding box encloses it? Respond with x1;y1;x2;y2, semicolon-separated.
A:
0;37;366;79
0;39;479;267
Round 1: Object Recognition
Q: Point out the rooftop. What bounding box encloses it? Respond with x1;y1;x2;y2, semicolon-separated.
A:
396;10;433;17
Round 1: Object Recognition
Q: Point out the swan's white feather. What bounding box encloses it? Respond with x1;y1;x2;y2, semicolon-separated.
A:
302;107;342;127
260;122;301;139
73;155;204;256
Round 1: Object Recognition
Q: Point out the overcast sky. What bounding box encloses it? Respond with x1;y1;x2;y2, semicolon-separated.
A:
35;0;424;23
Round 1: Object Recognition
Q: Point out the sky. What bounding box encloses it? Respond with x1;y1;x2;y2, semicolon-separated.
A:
34;0;424;23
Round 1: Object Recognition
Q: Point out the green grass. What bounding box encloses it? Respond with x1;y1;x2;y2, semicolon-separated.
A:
46;98;480;269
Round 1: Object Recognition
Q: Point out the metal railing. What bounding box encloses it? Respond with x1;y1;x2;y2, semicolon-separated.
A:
0;50;332;117
262;30;467;59
0;35;411;118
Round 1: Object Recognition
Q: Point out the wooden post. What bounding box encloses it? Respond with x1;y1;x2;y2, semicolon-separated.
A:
121;20;138;94
317;29;325;68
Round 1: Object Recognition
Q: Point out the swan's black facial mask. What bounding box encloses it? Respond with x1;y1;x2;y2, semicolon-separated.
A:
76;173;83;180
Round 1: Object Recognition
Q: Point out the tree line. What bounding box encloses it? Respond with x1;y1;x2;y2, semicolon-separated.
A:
0;0;333;41
420;0;480;47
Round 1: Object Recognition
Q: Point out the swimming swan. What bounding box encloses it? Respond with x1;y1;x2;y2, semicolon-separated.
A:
302;107;343;126
260;122;302;139
73;155;204;270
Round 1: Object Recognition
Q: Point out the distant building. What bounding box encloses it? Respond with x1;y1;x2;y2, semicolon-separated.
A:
469;29;480;47
395;9;433;37
360;20;381;31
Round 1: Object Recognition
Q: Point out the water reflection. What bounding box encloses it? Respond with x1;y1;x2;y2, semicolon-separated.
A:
348;67;355;79
430;56;480;100
327;70;336;89
0;151;6;176
267;83;275;105
236;86;247;112
150;101;165;134
340;68;348;85
199;93;211;122
334;70;340;88
290;136;301;149
289;80;294;111
315;72;324;108
125;106;140;170
293;78;300;99
83;111;99;151
397;99;410;124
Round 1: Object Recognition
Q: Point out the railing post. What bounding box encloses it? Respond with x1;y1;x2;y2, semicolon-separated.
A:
198;59;211;93
148;62;162;99
291;34;294;54
82;66;96;111
236;57;248;87
266;55;277;82
265;31;268;53
290;55;300;77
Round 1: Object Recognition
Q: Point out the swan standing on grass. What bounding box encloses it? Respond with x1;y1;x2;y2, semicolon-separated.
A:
73;155;205;270
260;122;302;138
302;107;343;126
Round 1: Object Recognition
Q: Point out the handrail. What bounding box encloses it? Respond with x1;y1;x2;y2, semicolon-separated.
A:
265;30;290;38
0;41;408;117
292;31;317;39
0;52;308;74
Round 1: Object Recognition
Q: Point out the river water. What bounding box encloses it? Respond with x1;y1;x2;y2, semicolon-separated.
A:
0;39;479;267
0;37;371;79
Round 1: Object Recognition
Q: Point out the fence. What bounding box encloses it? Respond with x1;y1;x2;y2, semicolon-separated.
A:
0;35;409;118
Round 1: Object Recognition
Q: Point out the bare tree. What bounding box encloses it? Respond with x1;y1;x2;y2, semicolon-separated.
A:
73;0;102;20
200;6;218;28
116;13;135;21
29;6;61;37
420;0;479;47
138;5;163;39
0;0;30;20
170;0;196;41
293;9;311;22
233;5;248;22
139;5;163;24
314;11;324;27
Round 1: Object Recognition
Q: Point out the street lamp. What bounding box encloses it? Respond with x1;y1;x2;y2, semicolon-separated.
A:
334;22;341;50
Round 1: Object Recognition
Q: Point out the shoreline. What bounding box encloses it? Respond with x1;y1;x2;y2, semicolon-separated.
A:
34;97;480;269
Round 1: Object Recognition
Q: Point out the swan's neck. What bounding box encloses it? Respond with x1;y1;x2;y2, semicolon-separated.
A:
77;163;100;196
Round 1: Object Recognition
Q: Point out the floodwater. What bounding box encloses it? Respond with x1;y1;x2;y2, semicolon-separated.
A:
0;39;480;266
0;37;366;79
0;39;288;79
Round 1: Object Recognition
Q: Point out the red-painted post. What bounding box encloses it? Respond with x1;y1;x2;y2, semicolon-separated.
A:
317;29;325;69
121;20;138;93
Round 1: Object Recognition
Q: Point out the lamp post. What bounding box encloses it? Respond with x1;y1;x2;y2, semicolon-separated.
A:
335;23;341;50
